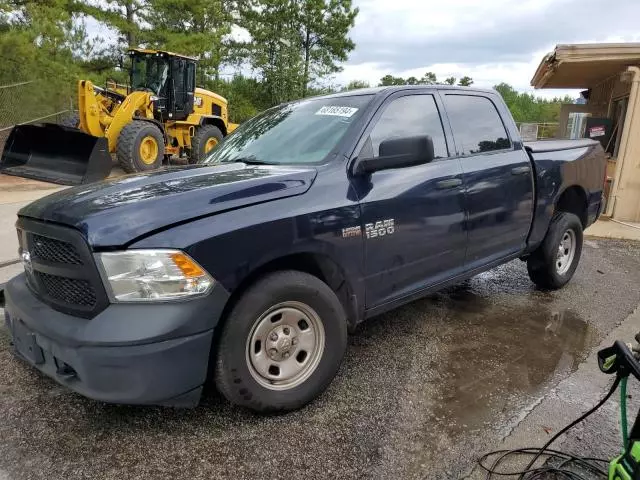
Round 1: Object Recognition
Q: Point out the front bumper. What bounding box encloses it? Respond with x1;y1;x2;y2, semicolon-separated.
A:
3;273;229;407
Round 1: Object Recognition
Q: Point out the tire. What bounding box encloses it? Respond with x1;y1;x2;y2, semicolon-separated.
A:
189;124;224;164
527;212;583;290
116;120;164;173
60;113;80;129
214;270;347;412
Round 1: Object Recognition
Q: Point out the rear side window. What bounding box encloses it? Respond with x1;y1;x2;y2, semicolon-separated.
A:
360;95;449;159
443;95;511;155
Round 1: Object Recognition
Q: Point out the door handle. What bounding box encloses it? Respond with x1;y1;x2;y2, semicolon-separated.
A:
436;178;463;189
511;166;531;175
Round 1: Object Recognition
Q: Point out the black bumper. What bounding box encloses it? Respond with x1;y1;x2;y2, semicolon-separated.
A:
3;273;229;407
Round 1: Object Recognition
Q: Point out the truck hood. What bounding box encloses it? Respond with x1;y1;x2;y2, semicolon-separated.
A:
19;163;317;247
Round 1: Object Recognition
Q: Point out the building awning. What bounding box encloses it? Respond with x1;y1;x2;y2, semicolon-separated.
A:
531;43;640;89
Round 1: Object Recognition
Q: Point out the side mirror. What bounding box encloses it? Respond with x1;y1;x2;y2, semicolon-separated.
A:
354;135;434;175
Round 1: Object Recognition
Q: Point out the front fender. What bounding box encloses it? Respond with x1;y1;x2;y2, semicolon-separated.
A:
129;196;365;307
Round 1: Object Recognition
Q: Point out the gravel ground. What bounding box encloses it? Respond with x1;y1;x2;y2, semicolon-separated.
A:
0;239;639;480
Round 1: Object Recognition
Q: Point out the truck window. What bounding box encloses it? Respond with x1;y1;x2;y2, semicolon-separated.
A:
443;95;511;155
359;95;448;160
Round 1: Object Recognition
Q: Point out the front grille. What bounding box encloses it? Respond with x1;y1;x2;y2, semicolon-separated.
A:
31;234;83;265
35;272;97;307
17;217;108;318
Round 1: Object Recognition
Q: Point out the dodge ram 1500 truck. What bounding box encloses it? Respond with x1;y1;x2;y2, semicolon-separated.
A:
1;86;606;412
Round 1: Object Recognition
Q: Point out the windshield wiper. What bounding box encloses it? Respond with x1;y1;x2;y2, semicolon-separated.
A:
223;156;274;166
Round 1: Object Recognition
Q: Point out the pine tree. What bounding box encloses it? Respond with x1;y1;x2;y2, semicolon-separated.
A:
145;0;236;83
298;0;358;97
77;0;148;47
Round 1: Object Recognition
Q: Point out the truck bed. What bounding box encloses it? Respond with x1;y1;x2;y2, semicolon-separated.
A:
524;138;599;153
523;137;605;250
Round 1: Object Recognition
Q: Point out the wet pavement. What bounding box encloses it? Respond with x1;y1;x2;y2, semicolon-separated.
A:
1;239;639;480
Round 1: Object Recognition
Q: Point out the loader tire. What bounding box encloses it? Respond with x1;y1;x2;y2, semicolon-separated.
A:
60;113;80;129
117;121;164;173
189;125;224;164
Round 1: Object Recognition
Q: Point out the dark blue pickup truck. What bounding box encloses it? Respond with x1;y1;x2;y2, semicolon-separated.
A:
1;86;605;412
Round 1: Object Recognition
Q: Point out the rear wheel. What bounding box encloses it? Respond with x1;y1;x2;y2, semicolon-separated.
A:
214;270;347;412
189;125;224;164
527;212;583;289
117;120;164;173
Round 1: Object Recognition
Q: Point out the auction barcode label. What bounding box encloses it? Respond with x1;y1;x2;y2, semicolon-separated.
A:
315;106;358;117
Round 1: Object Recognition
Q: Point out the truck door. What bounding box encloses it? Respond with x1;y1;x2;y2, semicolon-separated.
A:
441;92;534;268
351;92;467;308
170;58;193;121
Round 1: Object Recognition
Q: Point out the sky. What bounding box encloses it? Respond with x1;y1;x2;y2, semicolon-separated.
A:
334;0;640;98
86;0;640;99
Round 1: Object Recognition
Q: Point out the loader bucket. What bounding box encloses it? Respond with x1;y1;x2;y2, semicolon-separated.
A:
0;123;112;185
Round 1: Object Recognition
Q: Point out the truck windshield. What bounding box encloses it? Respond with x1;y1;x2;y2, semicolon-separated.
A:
130;55;169;95
202;95;373;165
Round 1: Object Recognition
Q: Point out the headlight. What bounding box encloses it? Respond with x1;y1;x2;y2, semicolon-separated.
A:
96;250;213;302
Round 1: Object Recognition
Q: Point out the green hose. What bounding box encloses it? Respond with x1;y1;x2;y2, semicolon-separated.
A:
621;376;629;447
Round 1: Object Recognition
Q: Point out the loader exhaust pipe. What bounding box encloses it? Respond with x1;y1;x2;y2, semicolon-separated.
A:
0;123;112;186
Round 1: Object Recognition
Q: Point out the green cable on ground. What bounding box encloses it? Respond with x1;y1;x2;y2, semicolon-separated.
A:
621;376;628;448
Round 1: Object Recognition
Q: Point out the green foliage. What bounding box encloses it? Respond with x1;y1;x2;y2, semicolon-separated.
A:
420;71;437;85
457;75;473;87
240;0;304;105
342;79;370;91
379;74;406;86
0;0;89;119
145;0;234;82
0;0;572;132
494;82;573;124
298;0;358;97
378;71;475;87
240;0;358;103
209;75;270;123
75;0;148;47
0;0;359;123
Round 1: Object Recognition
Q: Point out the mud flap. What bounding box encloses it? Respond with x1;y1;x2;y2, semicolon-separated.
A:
0;123;112;185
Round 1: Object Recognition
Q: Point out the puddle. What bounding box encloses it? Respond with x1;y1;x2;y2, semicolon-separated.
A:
342;278;597;479
429;303;592;437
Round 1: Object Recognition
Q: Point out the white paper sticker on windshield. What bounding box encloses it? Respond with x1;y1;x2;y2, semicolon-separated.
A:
315;106;358;117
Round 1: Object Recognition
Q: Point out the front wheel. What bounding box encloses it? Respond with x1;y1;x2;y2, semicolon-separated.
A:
527;212;583;290
117;120;164;173
189;125;224;164
214;270;347;412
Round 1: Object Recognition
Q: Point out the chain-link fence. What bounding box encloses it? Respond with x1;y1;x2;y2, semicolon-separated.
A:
0;80;74;154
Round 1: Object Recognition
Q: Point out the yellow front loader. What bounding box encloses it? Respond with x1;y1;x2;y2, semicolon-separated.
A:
0;48;238;185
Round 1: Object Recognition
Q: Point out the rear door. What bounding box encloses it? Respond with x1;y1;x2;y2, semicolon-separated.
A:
441;92;534;268
351;91;467;308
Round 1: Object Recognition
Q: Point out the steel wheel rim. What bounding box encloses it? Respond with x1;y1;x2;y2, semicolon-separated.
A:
139;136;158;165
246;301;325;391
556;229;576;275
205;137;218;153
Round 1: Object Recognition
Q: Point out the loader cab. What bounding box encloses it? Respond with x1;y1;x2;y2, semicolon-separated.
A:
128;49;196;122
